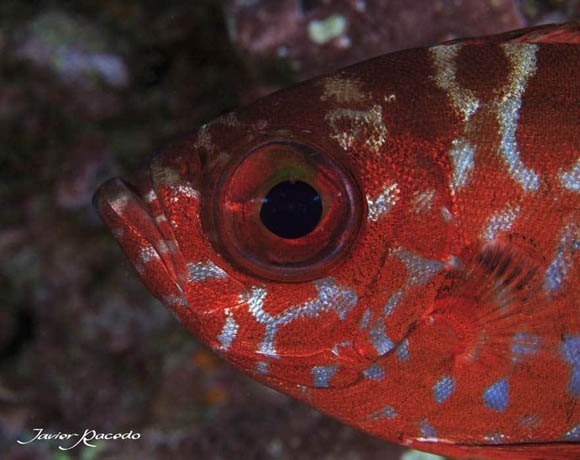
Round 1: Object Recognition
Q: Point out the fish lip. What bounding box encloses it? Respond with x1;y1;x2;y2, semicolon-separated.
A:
93;174;184;286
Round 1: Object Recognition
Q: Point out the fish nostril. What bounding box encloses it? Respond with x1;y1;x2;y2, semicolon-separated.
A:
260;180;322;239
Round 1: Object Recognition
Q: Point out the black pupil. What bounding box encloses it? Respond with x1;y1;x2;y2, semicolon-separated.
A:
260;180;322;239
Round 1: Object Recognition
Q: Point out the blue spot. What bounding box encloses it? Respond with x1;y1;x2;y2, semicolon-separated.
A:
433;375;455;404
564;424;580;441
369;318;394;356
560;335;580;397
483;378;510;412
381;406;397;419
396;338;409;361
363;363;385;381
311;365;338;388
420;419;437;437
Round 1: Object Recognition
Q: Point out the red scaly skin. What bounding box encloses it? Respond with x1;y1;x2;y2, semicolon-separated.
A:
94;23;579;459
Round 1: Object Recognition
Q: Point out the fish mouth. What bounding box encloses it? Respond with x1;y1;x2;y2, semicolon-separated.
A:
93;175;189;309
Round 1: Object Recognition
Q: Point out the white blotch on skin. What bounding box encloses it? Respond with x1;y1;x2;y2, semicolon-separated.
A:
245;278;357;358
483;378;510;412
256;361;269;375
139;245;160;264
363;363;385;381
543;223;578;292
366;183;399;222
217;310;239;351
392;247;446;286
430;45;481;195
384;290;403;316
109;193;130;214
481;204;521;242
497;44;540;192
430;44;480;123
311;365;338;388
369;318;394;356
186;261;228;282
433;375;456;404
559;159;580;192
412;189;436;214
449;138;476;194
170;184;200;203
441;206;454;222
144;189;157;203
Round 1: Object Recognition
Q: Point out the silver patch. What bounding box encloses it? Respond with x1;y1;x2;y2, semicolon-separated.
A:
186;261;228;282
331;341;352;357
483;378;510;412
543;223;579;292
430;45;481;195
441;206;454;222
433;375;455;404
326;105;387;154
245;278;358;358
384;290;403;316
412;189;436;214
484;433;508;444
420;419;437;438
162;293;188;308
109;193;130;214
497;44;540;192
392;247;446;286
481;204;521;242
430;44;480;123
560;335;580;397
370;406;397;420
369;318;394;356
366;183;400;222
170;184;200;203
154;214;167;224
559;159;580;192
359;308;371;329
144;189;157;203
396;338;409;362
217;311;239;351
363;363;385;381
311;365;338;388
449;138;476;194
256;361;269;375
564;424;580;441
139;245;160;264
156;240;170;254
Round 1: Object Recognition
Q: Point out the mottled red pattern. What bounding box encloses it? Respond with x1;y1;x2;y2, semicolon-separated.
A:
95;24;579;459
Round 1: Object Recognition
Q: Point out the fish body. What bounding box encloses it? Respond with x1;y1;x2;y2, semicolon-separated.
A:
95;24;579;459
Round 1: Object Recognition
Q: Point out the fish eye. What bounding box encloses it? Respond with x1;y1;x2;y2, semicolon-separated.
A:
206;141;362;282
260;180;322;239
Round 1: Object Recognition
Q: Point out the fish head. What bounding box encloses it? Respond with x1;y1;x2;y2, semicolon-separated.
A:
93;68;454;389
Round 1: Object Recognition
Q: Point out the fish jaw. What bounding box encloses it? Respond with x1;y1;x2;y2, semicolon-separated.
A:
93;177;190;312
92;153;245;344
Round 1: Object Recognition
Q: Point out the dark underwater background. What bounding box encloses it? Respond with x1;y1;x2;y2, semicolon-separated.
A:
1;1;578;459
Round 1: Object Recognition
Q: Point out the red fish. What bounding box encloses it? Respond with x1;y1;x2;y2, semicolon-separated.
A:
94;23;579;459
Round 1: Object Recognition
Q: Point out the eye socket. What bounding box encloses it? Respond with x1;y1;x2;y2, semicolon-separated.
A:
208;141;362;282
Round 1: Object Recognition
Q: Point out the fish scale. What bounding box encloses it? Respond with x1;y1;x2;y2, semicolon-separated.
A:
94;23;579;459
